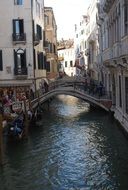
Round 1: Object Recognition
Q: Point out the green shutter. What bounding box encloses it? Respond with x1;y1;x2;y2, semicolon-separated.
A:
0;50;3;71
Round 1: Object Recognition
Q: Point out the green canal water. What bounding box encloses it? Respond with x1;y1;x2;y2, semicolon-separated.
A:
0;95;128;190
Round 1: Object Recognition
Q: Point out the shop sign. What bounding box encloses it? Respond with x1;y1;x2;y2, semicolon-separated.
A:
12;101;22;112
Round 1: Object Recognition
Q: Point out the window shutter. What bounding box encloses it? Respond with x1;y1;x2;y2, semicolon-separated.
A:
44;55;46;70
40;52;44;69
19;19;24;34
46;61;50;72
40;27;42;40
0;50;3;71
13;49;17;68
23;49;26;68
13;20;16;34
38;52;41;69
33;49;36;69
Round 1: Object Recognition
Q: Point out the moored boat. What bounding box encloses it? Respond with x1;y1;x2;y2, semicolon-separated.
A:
7;113;25;141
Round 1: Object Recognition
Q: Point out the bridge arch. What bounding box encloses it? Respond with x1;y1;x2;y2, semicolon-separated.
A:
31;88;111;112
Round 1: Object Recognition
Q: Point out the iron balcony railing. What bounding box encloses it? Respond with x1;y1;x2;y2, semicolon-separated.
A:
14;67;28;76
34;34;40;46
12;33;26;42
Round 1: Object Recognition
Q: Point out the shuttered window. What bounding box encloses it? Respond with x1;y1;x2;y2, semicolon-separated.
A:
119;75;122;107
124;0;128;35
36;24;42;40
125;77;128;114
0;50;3;71
38;52;44;70
14;0;23;5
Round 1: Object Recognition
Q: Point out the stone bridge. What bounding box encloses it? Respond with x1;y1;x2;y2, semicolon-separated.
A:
31;77;112;112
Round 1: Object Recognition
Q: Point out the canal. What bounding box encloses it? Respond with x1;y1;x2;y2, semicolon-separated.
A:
0;95;128;190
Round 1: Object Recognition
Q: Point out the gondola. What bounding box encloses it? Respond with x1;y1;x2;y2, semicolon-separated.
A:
7;113;25;141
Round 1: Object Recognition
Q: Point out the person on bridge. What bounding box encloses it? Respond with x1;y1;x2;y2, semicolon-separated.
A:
99;81;103;97
44;81;49;93
30;89;34;100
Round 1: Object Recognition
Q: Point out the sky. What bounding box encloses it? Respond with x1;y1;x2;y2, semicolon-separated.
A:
44;0;91;40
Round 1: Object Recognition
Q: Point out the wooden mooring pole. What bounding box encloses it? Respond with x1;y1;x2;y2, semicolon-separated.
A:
23;100;29;138
0;113;4;166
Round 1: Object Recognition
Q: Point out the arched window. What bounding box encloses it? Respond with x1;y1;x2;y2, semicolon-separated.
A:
17;49;24;70
14;49;27;75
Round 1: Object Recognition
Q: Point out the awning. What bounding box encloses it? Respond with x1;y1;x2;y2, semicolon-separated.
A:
0;80;33;87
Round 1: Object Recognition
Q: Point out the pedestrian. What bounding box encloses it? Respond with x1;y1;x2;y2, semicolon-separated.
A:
99;81;103;97
30;89;34;100
84;78;88;91
44;81;49;93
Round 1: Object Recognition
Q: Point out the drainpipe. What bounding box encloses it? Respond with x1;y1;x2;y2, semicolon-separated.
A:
31;0;37;95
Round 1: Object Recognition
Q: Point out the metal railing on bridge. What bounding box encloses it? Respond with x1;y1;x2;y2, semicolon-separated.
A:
48;77;112;100
29;76;112;111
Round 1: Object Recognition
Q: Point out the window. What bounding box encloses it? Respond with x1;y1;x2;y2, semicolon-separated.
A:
36;24;42;40
85;41;86;49
70;61;73;67
125;77;128;114
13;19;24;34
37;52;46;70
14;49;26;74
33;49;36;70
81;30;84;35
119;75;122;107
44;15;49;25
65;61;67;67
14;0;23;5
0;50;3;71
124;0;128;35
50;43;53;53
53;44;56;53
12;19;25;41
36;1;40;18
46;61;50;72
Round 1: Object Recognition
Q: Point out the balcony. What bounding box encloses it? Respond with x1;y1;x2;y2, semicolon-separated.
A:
88;27;98;43
103;0;115;13
113;42;121;58
103;47;113;62
58;56;64;61
14;67;28;78
12;33;26;44
43;40;49;48
34;34;40;46
121;35;128;56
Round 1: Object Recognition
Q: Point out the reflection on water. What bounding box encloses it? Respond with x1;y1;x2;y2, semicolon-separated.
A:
0;95;128;190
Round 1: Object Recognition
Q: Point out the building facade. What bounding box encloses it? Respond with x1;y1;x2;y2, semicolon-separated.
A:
74;16;88;70
44;7;58;80
0;0;46;100
97;0;128;132
86;0;99;80
74;0;99;80
57;39;76;77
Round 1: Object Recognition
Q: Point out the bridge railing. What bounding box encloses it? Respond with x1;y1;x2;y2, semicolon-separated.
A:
48;78;112;100
73;83;112;100
30;77;112;109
